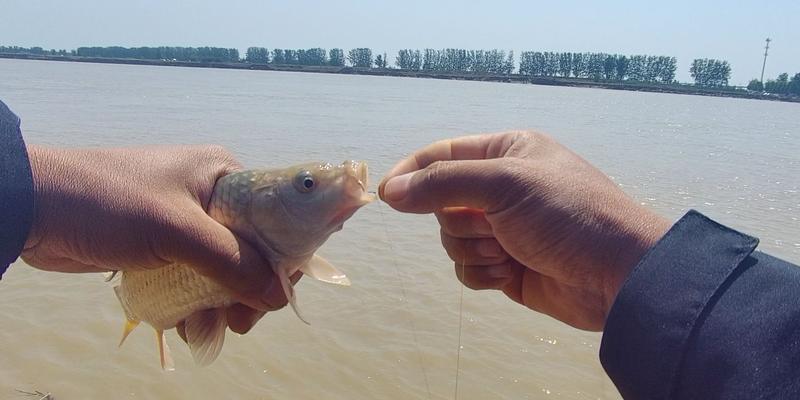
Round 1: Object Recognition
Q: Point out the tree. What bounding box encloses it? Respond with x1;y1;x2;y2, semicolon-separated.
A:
586;53;604;80
504;50;515;74
764;73;790;94
603;55;616;80
615;55;629;80
747;79;763;91
789;73;800;96
271;49;285;64
246;47;269;64
348;48;373;68
283;49;298;64
558;52;572;77
396;49;421;70
298;48;326;65
658;57;677;83
572;53;587;78
690;58;731;87
422;48;437;71
328;49;345;66
375;53;387;68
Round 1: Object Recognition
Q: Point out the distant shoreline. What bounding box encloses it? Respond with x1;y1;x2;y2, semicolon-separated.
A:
2;53;798;103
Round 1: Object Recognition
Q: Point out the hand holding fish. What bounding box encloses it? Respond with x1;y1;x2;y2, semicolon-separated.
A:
379;131;671;331
21;144;372;368
21;145;289;333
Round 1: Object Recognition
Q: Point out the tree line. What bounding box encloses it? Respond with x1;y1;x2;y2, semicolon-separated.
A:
0;45;70;56
5;44;781;92
747;73;800;96
246;47;382;68
74;46;241;63
518;52;677;83
395;49;515;74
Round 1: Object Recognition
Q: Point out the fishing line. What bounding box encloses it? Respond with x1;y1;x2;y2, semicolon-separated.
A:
453;258;466;400
376;199;433;400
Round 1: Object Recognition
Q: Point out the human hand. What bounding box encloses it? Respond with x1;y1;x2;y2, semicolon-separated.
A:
22;145;295;333
379;132;671;331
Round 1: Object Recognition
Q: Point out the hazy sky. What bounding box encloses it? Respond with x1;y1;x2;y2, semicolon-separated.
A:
2;0;798;84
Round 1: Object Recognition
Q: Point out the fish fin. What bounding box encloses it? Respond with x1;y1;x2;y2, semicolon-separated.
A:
118;319;140;347
156;329;175;371
104;271;119;282
299;254;351;286
113;284;137;323
277;265;310;325
185;308;227;367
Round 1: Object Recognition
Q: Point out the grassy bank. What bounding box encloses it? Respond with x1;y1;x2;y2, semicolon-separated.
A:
2;53;797;103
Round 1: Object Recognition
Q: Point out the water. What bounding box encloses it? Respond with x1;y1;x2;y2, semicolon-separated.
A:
0;58;797;399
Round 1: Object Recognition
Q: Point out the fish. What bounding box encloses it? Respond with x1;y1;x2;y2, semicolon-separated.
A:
111;160;374;369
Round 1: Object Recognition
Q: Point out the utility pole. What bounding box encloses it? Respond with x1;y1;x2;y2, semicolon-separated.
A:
760;37;771;86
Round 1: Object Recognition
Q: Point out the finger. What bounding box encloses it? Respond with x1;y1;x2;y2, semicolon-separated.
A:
435;207;494;238
227;271;302;334
454;261;519;291
262;270;303;311
380;158;522;213
178;271;302;340
172;210;279;312
20;253;111;273
441;230;509;266
381;133;517;183
226;303;266;334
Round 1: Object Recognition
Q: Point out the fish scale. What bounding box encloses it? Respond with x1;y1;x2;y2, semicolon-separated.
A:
116;264;231;331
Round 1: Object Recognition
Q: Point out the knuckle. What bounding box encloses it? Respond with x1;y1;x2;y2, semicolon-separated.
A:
514;130;550;143
205;145;238;165
423;160;451;186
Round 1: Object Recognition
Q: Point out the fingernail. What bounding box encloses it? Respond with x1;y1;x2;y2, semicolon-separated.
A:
383;172;415;202
486;264;513;279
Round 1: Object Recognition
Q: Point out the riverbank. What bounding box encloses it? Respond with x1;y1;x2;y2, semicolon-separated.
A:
2;53;797;103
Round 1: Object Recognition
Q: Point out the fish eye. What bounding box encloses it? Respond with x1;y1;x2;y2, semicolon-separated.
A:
294;171;316;193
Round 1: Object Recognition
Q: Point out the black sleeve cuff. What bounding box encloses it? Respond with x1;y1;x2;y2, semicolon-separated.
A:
0;100;34;278
599;210;759;398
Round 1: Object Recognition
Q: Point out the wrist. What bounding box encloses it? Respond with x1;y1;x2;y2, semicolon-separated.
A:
602;208;672;318
23;145;64;250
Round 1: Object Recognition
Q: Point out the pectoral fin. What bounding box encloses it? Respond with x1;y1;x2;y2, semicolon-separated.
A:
299;254;351;286
277;265;310;325
185;308;227;367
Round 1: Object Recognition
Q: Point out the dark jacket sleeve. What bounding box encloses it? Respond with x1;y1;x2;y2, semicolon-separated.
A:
600;210;800;399
0;100;35;278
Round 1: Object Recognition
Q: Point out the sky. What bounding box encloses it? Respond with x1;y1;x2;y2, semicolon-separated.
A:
1;0;798;85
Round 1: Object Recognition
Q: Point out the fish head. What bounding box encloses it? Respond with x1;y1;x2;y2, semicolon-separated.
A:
248;160;374;259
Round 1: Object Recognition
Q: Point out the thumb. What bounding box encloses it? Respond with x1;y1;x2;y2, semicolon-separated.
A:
379;158;516;214
172;209;282;312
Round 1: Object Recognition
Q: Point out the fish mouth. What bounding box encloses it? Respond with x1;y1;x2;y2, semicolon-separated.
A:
343;160;369;193
328;160;374;229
